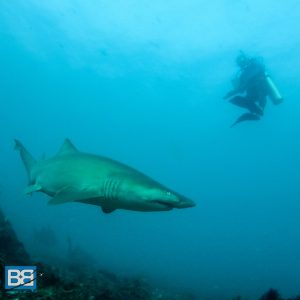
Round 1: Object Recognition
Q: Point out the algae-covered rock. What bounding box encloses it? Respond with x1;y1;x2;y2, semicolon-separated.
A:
0;209;31;266
0;208;195;300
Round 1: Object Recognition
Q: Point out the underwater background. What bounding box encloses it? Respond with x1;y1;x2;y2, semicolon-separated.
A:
0;0;300;299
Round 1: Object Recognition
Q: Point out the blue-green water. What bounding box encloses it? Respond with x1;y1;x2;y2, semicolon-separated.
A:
1;1;300;299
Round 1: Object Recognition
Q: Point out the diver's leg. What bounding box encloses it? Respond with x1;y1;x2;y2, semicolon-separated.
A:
258;96;267;110
249;103;263;116
243;96;264;116
229;96;263;115
229;96;250;109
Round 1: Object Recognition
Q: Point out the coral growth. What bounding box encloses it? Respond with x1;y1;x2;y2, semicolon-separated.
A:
0;208;194;300
259;289;283;300
1;208;300;300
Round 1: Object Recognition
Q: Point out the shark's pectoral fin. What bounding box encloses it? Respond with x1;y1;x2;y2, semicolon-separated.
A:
24;184;42;195
48;186;98;205
101;205;116;214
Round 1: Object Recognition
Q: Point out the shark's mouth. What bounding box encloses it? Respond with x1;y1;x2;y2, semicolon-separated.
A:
150;200;174;210
150;197;195;209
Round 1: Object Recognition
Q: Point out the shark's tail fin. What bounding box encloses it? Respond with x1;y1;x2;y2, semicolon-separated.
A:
14;139;36;177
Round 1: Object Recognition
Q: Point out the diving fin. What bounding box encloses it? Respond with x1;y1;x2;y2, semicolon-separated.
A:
231;113;260;127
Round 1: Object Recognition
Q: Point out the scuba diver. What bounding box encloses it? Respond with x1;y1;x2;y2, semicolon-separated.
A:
224;51;283;127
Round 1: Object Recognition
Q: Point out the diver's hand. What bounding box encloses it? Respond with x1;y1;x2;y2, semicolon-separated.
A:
223;90;236;99
223;92;231;100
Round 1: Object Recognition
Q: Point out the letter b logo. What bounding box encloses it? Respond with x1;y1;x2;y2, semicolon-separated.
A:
5;266;37;290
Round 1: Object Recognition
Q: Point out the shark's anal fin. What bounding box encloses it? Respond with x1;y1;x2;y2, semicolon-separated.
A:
24;184;42;195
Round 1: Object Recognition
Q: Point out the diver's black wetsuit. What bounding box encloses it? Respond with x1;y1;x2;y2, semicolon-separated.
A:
224;57;269;126
230;58;268;114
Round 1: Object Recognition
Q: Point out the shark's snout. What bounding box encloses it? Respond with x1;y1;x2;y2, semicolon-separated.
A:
176;197;196;208
150;193;195;210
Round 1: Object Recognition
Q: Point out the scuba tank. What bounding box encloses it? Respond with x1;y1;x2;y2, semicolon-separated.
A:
265;73;283;105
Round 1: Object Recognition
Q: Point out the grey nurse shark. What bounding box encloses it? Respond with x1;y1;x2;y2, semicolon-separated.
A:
15;139;195;213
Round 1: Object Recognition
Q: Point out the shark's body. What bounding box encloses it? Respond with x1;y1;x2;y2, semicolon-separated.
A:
15;139;195;213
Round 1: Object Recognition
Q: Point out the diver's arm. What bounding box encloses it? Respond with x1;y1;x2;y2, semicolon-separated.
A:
223;89;238;99
223;71;246;99
223;84;245;99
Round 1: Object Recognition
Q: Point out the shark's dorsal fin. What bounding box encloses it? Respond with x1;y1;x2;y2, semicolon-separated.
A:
56;139;78;156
